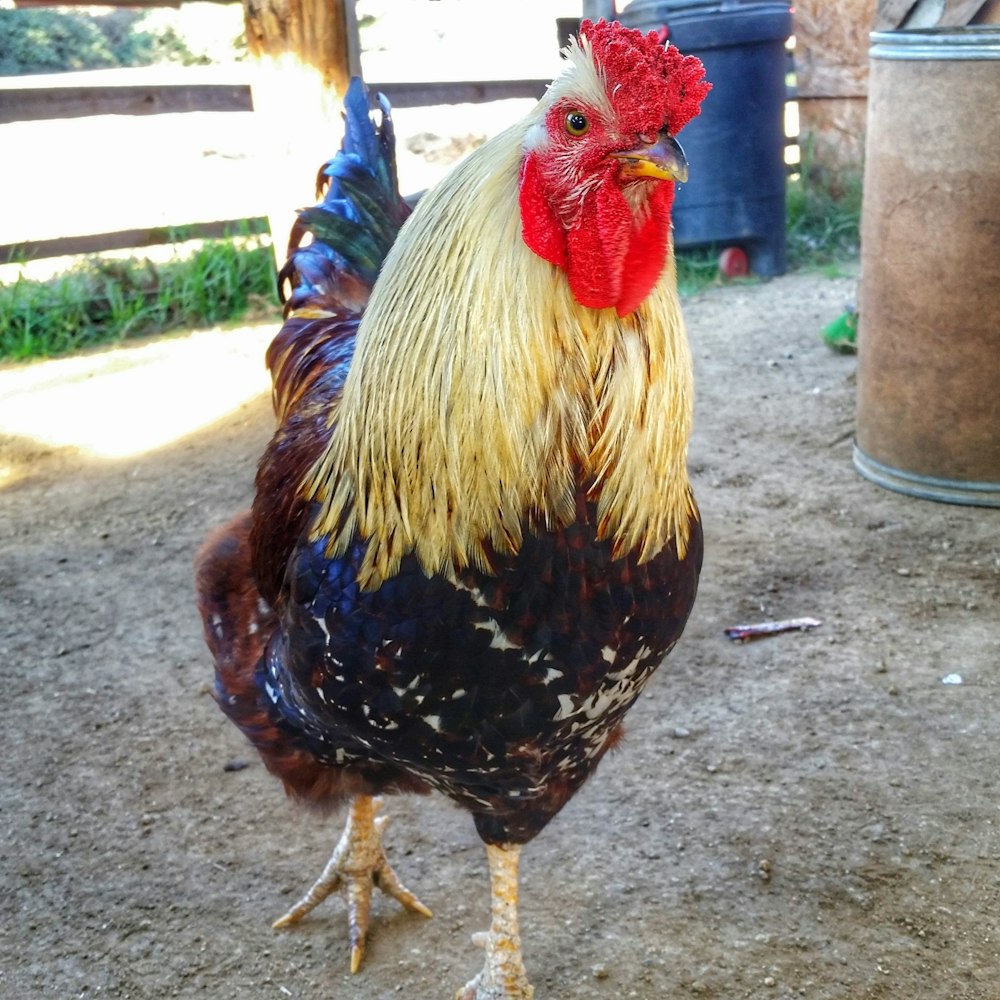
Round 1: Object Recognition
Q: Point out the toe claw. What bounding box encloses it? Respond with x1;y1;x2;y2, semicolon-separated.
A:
375;860;433;919
350;942;365;975
272;868;342;929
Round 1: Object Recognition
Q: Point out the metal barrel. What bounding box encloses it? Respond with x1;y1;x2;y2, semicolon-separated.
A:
853;26;1000;507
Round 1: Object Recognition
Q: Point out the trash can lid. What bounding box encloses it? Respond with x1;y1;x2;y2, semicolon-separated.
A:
620;0;791;18
619;1;793;49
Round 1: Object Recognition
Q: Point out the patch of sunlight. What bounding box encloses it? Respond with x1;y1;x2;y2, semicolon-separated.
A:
0;324;275;460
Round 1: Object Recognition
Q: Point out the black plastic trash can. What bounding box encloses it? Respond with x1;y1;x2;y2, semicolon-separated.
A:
619;0;793;276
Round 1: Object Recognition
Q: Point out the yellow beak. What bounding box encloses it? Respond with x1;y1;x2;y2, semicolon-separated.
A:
612;132;689;184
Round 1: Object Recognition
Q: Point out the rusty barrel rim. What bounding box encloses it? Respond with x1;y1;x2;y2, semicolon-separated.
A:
870;26;1000;60
853;444;1000;508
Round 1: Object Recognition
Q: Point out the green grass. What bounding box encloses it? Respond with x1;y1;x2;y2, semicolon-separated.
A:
675;245;730;298
0;238;279;361
786;158;862;272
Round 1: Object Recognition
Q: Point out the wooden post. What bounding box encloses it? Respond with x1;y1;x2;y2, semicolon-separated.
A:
792;0;875;187
795;0;996;190
241;0;361;268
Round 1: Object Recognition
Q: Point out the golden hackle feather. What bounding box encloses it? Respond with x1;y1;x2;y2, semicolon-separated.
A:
305;40;695;591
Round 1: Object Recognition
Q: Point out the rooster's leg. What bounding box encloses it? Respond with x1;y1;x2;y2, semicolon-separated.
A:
457;843;534;1000
272;794;431;972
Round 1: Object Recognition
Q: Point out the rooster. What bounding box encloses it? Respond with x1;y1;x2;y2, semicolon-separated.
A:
196;19;709;999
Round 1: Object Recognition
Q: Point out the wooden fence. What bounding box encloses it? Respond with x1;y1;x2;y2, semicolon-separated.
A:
0;75;549;264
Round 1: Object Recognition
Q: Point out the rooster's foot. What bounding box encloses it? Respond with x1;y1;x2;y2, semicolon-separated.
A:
272;794;431;972
456;843;534;1000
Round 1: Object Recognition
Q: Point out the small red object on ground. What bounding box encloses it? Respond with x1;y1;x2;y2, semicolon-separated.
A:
719;245;749;278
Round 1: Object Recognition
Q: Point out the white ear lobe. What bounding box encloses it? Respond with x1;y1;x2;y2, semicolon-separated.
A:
522;122;547;153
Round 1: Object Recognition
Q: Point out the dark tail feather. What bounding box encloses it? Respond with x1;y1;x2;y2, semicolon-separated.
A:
252;79;409;597
278;78;411;317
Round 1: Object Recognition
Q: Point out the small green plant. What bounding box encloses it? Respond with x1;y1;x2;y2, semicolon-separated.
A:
676;245;731;297
0;239;279;362
786;142;862;270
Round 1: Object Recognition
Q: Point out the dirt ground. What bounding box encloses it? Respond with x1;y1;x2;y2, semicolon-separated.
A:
2;268;998;1000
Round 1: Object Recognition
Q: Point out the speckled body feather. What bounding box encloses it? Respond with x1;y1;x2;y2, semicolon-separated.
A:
197;25;706;852
271;492;700;844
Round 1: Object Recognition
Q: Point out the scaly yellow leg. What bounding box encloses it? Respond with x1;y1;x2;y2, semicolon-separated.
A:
457;843;534;1000
272;794;432;973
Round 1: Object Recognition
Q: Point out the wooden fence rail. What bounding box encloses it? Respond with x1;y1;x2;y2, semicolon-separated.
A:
0;77;550;126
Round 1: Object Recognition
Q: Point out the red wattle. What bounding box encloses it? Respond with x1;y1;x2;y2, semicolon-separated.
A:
519;153;567;268
565;181;630;311
566;181;674;316
519;152;674;316
615;183;675;316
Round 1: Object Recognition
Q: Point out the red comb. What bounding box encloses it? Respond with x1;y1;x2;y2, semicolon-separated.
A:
579;18;711;135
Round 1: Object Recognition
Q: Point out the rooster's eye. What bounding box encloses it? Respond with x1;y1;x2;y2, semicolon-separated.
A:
565;111;590;137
